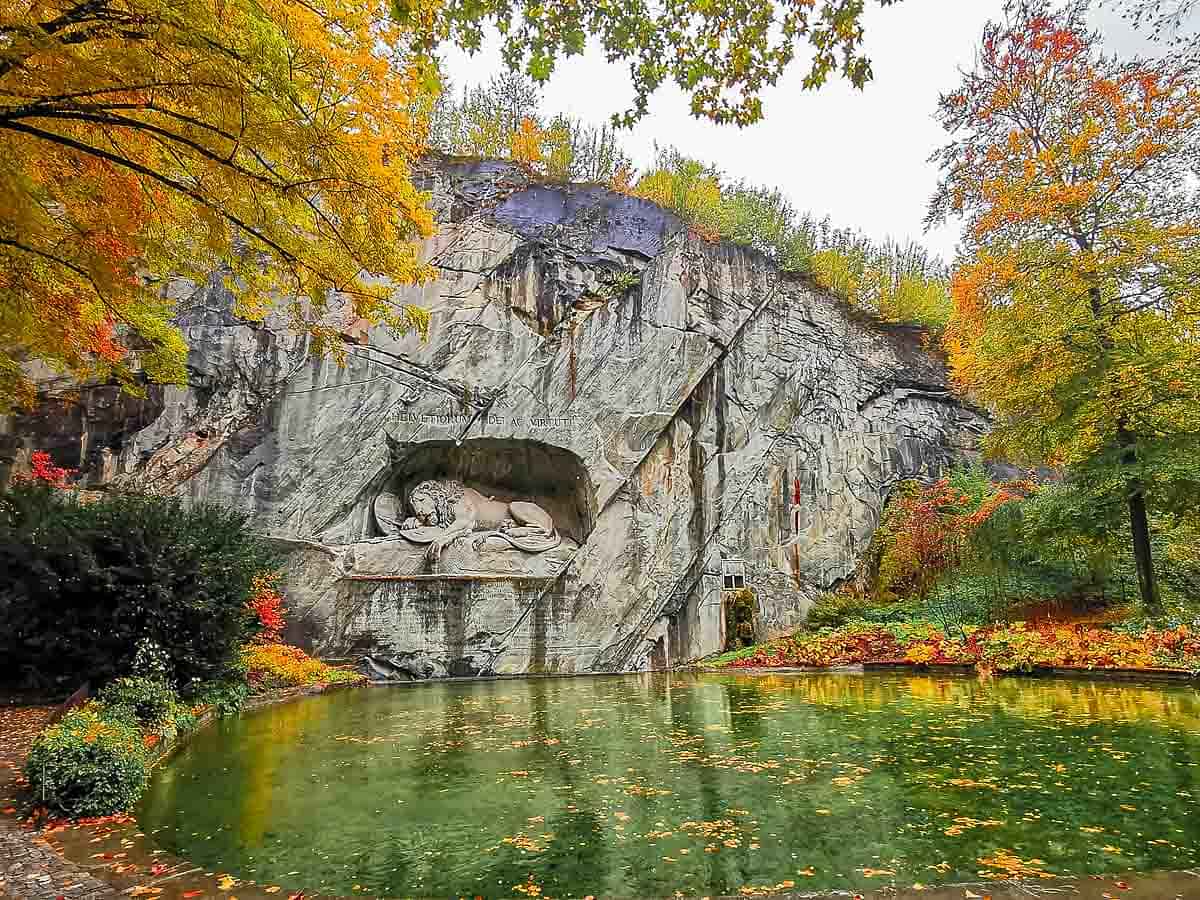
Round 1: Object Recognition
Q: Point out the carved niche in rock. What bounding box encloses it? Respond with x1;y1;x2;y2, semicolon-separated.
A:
374;479;562;561
341;439;591;579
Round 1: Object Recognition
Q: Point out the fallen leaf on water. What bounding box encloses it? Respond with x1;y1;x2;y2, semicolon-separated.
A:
216;874;237;890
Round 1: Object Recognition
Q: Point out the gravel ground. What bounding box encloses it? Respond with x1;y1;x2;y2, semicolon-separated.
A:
0;706;119;900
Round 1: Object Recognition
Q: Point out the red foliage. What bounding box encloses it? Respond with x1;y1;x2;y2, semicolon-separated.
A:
881;477;1027;599
247;573;286;642
21;450;72;487
982;11;1085;77
727;623;974;670
85;316;125;363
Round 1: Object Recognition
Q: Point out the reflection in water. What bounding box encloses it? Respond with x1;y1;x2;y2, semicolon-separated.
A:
139;673;1200;897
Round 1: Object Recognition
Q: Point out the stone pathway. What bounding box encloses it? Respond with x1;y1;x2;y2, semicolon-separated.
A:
0;706;118;900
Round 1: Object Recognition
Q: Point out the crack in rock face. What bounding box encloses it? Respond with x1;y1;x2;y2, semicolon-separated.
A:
2;159;988;677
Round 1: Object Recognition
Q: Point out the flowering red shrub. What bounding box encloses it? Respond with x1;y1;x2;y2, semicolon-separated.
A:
247;573;286;643
22;450;72;487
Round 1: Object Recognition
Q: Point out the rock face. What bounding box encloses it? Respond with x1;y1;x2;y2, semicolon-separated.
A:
1;159;988;676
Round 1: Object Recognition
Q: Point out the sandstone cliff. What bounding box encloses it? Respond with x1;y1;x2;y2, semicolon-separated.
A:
1;159;988;675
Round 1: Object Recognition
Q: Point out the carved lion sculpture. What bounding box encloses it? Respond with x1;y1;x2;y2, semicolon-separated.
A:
378;479;560;561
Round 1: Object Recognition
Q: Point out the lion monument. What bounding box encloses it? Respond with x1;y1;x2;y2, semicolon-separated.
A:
374;479;561;561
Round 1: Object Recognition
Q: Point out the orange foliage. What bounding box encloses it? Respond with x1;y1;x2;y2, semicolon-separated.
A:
0;0;438;411
726;620;1200;675
878;477;1028;600
509;117;546;169
243;643;364;690
930;3;1200;469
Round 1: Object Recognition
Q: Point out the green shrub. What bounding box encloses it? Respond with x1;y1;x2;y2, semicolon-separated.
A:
803;592;876;630
189;675;251;717
0;483;276;691
25;703;148;817
722;588;759;650
634;151;729;239
98;676;178;729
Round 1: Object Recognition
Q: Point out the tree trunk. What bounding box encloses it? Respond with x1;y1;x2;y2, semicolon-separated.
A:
1116;422;1160;615
1127;487;1160;615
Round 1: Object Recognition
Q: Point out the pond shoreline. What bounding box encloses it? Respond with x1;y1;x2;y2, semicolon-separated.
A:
362;659;1200;687
706;660;1200;683
1;681;357;900
6;671;1200;900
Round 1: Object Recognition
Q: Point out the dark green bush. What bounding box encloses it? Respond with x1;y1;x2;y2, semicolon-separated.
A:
0;483;276;691
98;676;178;729
24;703;148;817
803;591;875;630
189;673;251;717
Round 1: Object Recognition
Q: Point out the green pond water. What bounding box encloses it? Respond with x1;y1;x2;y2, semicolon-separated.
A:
138;672;1200;897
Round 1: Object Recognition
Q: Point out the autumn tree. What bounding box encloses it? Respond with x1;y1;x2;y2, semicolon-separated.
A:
428;73;633;183
547;118;631;184
415;0;905;126
809;236;951;329
0;0;440;411
1107;0;1200;52
2;0;907;414
632;150;728;240
928;1;1200;612
428;72;542;159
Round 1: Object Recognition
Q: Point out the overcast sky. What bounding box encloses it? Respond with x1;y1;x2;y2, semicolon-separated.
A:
441;3;1187;262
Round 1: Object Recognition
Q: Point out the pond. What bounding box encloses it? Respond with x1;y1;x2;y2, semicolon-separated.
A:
138;672;1200;898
